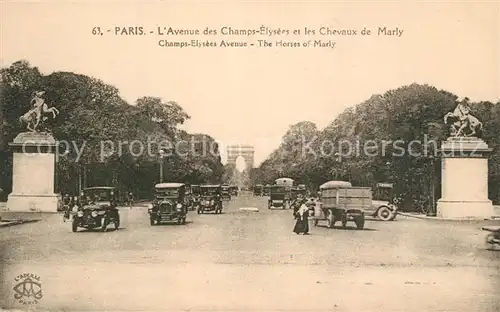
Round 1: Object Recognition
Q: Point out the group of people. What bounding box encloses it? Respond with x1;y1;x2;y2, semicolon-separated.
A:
291;194;317;235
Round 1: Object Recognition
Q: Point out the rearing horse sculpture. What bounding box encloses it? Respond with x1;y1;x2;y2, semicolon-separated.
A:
19;91;59;132
444;97;482;138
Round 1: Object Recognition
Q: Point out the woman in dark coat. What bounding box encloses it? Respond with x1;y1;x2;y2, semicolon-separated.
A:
293;201;310;235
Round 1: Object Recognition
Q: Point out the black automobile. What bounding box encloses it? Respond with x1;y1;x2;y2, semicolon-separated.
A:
148;183;188;225
197;185;222;214
72;187;121;232
268;185;290;209
230;186;239;196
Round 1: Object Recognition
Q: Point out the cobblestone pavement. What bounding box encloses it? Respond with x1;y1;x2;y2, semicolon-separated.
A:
0;194;499;311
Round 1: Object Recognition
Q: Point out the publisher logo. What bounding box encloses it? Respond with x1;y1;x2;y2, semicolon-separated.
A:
13;273;43;304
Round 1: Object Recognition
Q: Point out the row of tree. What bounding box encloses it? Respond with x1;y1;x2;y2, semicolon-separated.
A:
0;61;225;199
253;84;500;211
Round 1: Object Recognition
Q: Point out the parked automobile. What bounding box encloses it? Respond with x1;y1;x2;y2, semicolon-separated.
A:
263;184;271;196
268;185;290;209
148;183;188;225
372;182;398;221
312;181;369;230
197;185;223;214
72;187;121;232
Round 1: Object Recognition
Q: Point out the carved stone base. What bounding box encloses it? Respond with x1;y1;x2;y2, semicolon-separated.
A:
437;199;494;220
436;137;494;220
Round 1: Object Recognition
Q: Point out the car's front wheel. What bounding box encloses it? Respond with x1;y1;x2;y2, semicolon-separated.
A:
377;206;394;221
150;217;156;225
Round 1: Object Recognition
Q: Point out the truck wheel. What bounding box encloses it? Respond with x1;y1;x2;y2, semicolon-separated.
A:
377;206;393;221
355;216;365;230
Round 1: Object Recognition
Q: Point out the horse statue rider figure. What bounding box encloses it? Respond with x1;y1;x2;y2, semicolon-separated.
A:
443;97;483;138
19;91;60;132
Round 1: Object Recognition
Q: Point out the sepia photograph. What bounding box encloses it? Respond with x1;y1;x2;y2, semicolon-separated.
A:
0;1;499;311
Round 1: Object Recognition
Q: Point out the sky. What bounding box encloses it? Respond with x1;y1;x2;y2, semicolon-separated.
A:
1;1;499;165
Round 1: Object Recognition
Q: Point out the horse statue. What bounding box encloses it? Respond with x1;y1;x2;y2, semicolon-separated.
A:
19;91;60;132
443;97;482;138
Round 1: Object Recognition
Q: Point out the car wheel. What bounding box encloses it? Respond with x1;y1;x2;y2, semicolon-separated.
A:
182;217;186;224
177;218;183;225
101;218;108;232
377;206;394;221
72;219;78;232
150;217;155;225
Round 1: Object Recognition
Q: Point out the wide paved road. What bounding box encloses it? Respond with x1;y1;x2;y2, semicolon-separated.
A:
1;193;499;311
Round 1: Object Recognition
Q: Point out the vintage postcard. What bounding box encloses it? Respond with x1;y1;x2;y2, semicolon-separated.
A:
0;1;499;311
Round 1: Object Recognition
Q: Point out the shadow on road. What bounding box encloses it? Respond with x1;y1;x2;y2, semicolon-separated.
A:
153;220;194;226
315;224;377;231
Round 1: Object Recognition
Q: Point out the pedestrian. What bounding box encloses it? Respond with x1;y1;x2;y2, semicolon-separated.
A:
293;200;311;235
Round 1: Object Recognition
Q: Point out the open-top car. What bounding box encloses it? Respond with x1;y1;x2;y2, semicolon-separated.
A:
148;183;188;225
198;185;223;214
72;186;121;232
268;185;290;209
221;185;231;201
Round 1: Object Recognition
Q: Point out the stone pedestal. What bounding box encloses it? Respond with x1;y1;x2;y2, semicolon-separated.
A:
436;137;494;220
1;132;59;220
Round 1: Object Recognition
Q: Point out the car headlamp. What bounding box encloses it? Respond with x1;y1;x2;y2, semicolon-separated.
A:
148;204;153;209
91;211;98;217
77;211;84;217
210;200;214;205
176;203;183;209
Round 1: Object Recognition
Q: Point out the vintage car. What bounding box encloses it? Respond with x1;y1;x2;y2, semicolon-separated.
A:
253;184;263;196
371;182;398;221
148;183;188;225
312;181;369;230
290;186;307;200
72;186;121;232
197;184;223;214
221;185;232;201
268;185;290;209
230;185;239;196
